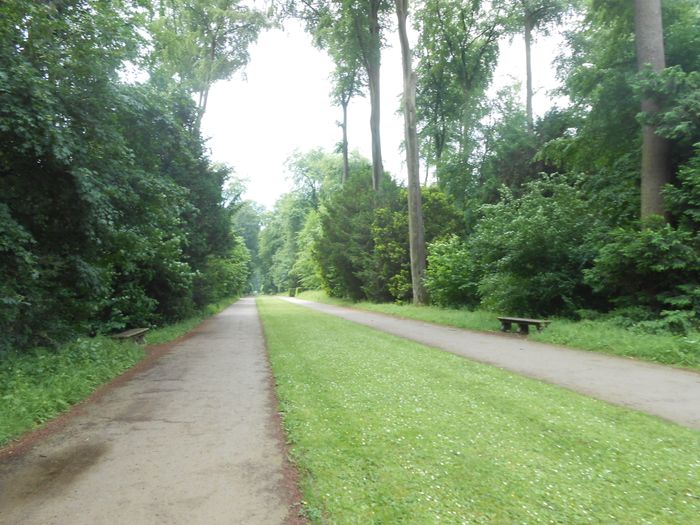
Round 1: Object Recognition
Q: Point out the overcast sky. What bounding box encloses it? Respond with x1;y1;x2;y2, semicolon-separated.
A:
201;19;564;209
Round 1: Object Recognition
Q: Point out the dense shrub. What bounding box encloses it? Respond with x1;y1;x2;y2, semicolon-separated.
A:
314;170;463;303
425;236;479;308
316;170;397;300
291;211;324;291
193;239;251;306
469;176;600;316
371;187;465;302
584;217;700;333
0;3;248;352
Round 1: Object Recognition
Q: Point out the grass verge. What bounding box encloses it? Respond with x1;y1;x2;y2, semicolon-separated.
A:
296;290;700;370
259;297;700;524
0;296;240;446
0;337;143;446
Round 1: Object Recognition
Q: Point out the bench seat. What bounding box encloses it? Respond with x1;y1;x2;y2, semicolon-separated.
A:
497;317;549;335
111;327;149;344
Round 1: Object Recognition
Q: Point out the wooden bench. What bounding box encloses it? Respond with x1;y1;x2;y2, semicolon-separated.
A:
111;327;149;344
497;317;550;335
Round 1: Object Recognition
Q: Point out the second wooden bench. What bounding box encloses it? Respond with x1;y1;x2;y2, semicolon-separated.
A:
497;317;549;335
111;327;150;344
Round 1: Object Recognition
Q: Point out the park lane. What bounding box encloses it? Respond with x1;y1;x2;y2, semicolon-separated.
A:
0;298;299;525
285;297;700;430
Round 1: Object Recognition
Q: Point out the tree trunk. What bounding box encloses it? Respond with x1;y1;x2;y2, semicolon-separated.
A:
634;0;671;219
368;2;384;191
524;15;534;133
396;0;428;305
367;60;383;191
341;98;350;184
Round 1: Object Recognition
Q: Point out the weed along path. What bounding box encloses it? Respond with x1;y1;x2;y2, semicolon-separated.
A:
284;297;700;430
0;298;301;525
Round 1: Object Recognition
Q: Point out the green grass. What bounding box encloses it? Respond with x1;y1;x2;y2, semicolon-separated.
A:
0;337;144;446
296;290;700;370
259;297;700;524
0;296;240;446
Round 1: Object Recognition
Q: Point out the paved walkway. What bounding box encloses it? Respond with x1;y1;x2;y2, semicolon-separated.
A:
285;298;700;430
0;298;299;525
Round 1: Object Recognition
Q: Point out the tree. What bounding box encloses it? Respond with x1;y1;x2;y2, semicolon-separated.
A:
634;0;672;219
503;0;569;131
149;0;268;127
293;1;368;185
294;0;390;191
395;0;427;304
331;52;365;184
0;0;253;350
359;0;390;191
415;0;501;171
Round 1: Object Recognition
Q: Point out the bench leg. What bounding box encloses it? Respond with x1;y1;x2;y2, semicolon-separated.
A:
501;321;512;332
517;323;530;335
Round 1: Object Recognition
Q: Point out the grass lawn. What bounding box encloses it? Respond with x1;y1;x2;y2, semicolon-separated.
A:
259;297;700;524
296;290;700;370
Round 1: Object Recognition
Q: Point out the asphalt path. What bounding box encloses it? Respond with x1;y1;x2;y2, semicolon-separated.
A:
284;297;700;430
0;298;301;525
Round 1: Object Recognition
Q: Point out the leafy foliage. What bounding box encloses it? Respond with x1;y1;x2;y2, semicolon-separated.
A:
424;236;478;308
0;337;144;445
468;176;600;316
585;217;700;333
0;0;251;354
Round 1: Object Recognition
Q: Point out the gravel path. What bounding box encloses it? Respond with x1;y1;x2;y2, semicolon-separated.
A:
285;297;700;430
0;298;301;525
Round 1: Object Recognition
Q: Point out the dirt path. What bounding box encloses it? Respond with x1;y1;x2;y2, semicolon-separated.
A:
285;297;700;430
0;298;302;525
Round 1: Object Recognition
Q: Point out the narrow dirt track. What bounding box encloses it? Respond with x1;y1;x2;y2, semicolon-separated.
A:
0;298;302;525
284;297;700;430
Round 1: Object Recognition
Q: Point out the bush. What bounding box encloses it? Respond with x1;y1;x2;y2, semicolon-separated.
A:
469;176;600;316
193;239;251;306
584;217;700;333
316;170;398;301
425;236;479;308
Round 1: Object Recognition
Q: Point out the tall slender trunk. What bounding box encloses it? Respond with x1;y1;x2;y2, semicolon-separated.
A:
341;98;350;184
634;0;671;220
396;0;428;305
368;58;383;191
524;15;534;133
368;2;384;191
194;31;218;131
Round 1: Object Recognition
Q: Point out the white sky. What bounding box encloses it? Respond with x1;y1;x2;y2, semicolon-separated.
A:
201;19;564;209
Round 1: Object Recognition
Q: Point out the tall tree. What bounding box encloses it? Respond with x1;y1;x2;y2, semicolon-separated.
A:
415;0;501;170
634;0;671;219
505;0;568;132
293;1;368;185
149;0;267;128
331;58;364;184
395;0;427;304
362;0;388;190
